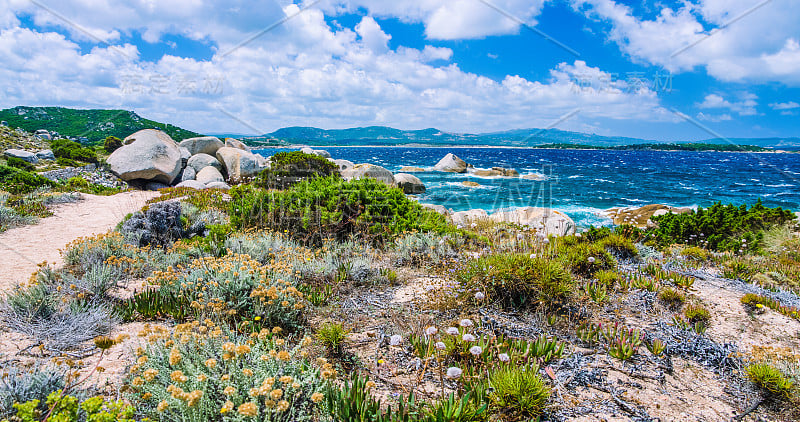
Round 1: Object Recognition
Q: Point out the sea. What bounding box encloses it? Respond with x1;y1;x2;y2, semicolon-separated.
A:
253;147;800;228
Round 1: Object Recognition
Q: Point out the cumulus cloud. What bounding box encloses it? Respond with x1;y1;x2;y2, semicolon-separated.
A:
697;93;758;116
320;0;549;40
0;1;669;134
573;0;800;85
769;101;800;110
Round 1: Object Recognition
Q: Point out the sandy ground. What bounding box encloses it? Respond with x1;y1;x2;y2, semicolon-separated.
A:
0;190;158;292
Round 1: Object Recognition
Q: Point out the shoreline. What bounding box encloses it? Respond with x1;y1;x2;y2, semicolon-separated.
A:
250;144;795;154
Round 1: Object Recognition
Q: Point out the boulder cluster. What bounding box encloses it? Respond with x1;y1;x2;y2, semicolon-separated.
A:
3;148;54;164
107;130;269;190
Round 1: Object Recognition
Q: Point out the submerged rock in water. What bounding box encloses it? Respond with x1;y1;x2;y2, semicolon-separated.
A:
470;167;519;177
399;166;425;172
434;153;470;173
462;181;481;187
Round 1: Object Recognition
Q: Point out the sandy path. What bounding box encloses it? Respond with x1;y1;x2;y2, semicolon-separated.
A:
0;190;158;292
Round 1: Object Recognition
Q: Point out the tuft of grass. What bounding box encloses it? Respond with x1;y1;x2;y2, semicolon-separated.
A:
454;253;574;309
658;287;685;310
746;363;795;399
680;246;710;262
0;365;66;418
317;322;349;356
487;365;550;420
683;303;711;325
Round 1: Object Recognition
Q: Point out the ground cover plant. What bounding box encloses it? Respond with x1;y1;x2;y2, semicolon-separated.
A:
3;174;800;422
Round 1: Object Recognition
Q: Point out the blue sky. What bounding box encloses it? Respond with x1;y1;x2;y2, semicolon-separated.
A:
1;0;798;141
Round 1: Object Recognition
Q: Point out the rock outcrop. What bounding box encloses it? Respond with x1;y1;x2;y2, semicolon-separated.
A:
434;153;470;173
420;203;449;216
462;181;480;187
399;166;425;172
195;166;225;185
341;164;395;185
332;159;354;171
4;149;38;164
225;138;250;151
179;136;224;156
215;147;266;181
175;180;206;190
301;147;331;158
471;167;519;177
489;207;575;236
107;129;183;184
451;207;575;236
35;150;55;161
187;153;223;174
605;204;693;228
394;173;425;194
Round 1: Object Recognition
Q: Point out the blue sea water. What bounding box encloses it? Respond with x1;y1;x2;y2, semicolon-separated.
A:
253;147;800;227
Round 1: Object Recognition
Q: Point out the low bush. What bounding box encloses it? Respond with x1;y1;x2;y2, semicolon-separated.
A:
316;321;349;356
256;151;339;189
394;232;459;267
0;365;66;418
0;165;54;194
648;200;795;252
230;177;451;245
50;139;98;164
128;323;332;422
5;156;35;171
454;253;574;308
683;304;711;325
120;202;205;248
554;237;616;277
596;233;638;260
486;365;550;420
680;246;710;262
150;254;307;332
746;363;795;400
103;135;123;153
6;390;135;422
658;287;685;310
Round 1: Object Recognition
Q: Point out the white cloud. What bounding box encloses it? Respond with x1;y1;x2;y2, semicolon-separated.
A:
573;0;800;85
321;0;548;40
696;112;732;122
355;16;391;54
0;1;670;135
770;101;800;110
697;93;757;116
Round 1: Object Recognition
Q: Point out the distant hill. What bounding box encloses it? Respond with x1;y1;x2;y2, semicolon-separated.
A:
0;106;202;143
258;126;800;149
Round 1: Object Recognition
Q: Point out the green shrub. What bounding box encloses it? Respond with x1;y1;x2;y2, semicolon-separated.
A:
0;365;66;418
487;365;550;419
256;151;338;189
128;324;330;422
230;177;451;245
648;200;795;252
595;270;620;287
6;390;135;422
555;237;615;277
658;287;685;310
0;165;54;194
746;363;795;399
103;135;123;153
684;304;711;324
5;156;35;171
680;246;710;262
50;139;98;164
316;322;349;356
455;253;574;308
152;254;307;332
597;233;638;259
722;259;756;282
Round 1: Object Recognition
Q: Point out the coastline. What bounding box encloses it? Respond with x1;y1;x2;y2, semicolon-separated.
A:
251;144;794;153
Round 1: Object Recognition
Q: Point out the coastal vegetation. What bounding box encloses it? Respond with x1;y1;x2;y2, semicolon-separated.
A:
1;140;799;421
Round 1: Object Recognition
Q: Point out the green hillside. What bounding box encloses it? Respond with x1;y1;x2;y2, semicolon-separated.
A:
0;106;202;143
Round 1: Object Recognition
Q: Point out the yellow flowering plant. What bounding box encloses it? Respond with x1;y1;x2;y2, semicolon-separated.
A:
126;323;330;421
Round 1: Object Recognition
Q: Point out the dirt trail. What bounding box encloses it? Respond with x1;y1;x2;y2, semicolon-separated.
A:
0;191;158;292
